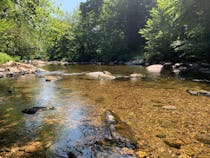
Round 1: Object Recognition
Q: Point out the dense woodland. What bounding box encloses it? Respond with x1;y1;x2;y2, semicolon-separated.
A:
0;0;210;64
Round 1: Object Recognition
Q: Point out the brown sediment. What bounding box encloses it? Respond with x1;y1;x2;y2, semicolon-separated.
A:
0;65;209;158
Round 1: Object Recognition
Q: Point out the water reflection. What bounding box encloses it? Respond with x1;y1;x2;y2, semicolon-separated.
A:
24;78;57;136
0;65;209;158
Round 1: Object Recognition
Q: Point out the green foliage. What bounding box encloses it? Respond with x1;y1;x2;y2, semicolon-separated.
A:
51;0;155;63
1;0;209;64
141;0;210;63
0;0;65;60
0;53;14;64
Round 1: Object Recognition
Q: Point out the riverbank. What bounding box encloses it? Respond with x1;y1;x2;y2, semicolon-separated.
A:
0;61;46;79
27;60;210;77
1;60;210;83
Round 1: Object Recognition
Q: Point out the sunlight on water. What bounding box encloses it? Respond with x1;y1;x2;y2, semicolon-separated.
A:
0;65;209;158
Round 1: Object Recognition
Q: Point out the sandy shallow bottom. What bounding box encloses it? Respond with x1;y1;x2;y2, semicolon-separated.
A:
0;65;209;158
58;76;210;158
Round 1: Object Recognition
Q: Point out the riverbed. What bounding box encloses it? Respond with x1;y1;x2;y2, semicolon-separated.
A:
0;65;209;158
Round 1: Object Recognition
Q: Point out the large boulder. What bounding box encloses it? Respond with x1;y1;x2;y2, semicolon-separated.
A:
85;71;116;80
147;63;174;75
161;63;174;75
146;64;163;73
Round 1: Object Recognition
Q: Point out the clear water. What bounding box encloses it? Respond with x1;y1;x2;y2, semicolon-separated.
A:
0;65;209;158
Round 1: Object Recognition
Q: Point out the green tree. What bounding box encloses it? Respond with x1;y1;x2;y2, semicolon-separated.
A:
141;0;210;63
0;0;65;60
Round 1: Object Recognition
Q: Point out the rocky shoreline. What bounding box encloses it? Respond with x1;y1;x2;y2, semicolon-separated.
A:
0;61;46;79
1;60;210;83
30;60;210;77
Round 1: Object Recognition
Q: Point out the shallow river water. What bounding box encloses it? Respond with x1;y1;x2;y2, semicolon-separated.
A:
0;65;209;158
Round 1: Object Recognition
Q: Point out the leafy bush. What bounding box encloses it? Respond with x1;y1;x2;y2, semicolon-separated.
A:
0;53;14;64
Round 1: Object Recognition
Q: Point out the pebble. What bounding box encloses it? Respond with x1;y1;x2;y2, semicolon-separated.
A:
45;76;60;82
162;106;177;110
156;134;166;138
164;138;182;149
121;147;135;155
24;145;36;153
196;134;210;145
136;151;148;158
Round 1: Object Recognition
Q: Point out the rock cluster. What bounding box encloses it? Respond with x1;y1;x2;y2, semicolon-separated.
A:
146;62;210;79
0;61;45;78
85;71;145;81
187;89;210;98
85;71;116;80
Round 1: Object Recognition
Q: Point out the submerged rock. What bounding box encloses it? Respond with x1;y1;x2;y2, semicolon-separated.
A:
85;71;116;80
164;138;183;149
111;73;145;81
130;73;145;79
8;89;15;94
44;75;61;82
136;151;148;158
104;110;138;149
196;134;210;145
115;75;130;81
162;106;177;110
187;89;210;97
192;79;210;83
156;134;166;139
66;111;139;158
22;106;55;114
83;71;146;81
68;152;77;158
24;145;37;153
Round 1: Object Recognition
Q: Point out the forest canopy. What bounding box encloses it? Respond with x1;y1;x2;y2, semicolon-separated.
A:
0;0;209;63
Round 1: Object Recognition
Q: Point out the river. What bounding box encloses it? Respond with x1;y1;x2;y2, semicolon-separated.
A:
0;65;209;158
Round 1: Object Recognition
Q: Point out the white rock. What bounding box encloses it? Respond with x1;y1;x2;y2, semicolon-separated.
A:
85;71;115;80
146;64;163;73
